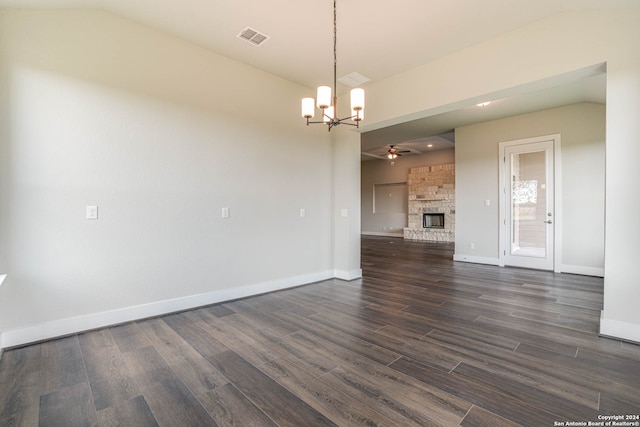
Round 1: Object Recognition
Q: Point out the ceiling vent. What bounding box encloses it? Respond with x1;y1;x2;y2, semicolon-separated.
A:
237;27;270;46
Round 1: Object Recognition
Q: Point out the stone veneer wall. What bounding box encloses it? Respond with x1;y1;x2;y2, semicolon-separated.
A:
404;163;455;242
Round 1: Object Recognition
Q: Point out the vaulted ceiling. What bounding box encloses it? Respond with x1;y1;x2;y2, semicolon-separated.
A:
2;0;626;155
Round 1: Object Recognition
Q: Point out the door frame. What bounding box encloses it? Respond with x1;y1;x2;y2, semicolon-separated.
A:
498;134;563;272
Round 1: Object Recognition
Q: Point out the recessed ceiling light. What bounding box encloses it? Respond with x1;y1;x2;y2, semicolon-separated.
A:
476;101;491;107
427;144;433;148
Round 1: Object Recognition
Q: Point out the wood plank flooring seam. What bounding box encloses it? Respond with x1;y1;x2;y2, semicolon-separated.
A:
449;361;462;374
210;377;283;427
458;404;476;426
385;355;403;368
76;332;101;418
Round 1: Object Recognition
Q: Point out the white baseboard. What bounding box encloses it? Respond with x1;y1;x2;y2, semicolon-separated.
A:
453;254;500;266
334;269;363;281
0;270;334;349
600;311;640;344
557;264;604;277
0;275;6;357
361;231;404;238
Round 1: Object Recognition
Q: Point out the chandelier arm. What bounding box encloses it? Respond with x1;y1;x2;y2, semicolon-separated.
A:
337;113;359;121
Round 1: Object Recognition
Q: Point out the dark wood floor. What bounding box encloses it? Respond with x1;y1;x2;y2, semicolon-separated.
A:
1;236;639;426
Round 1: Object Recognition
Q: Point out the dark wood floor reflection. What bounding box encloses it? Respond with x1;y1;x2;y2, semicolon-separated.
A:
2;236;639;426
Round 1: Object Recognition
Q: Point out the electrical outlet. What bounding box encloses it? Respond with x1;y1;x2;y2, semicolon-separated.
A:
86;205;98;220
469;242;475;250
221;207;229;218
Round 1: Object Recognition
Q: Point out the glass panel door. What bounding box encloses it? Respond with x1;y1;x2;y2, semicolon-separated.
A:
504;140;554;270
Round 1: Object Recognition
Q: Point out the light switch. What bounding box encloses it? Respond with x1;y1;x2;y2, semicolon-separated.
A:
340;208;348;217
484;199;491;207
86;205;98;220
221;207;229;218
300;208;306;218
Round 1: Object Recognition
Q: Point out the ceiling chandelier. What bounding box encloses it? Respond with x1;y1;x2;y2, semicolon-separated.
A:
301;0;365;131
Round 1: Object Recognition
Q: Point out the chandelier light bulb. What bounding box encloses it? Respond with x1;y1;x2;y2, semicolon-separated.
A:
350;88;365;111
316;86;332;109
301;98;315;118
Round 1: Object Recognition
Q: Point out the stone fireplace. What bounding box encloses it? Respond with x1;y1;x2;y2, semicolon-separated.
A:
404;163;455;242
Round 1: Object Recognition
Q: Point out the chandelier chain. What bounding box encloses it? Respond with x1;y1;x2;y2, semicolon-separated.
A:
333;0;337;103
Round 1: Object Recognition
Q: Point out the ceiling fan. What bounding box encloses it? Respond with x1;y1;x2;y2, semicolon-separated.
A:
386;145;410;159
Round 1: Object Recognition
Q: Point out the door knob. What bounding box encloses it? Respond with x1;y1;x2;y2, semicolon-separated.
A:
544;220;553;224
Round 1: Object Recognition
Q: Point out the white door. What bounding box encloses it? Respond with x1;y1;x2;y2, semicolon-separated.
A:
502;139;555;270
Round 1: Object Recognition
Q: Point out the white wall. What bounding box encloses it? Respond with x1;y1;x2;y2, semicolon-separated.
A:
604;57;640;332
3;5;639;346
359;8;640;342
0;10;342;346
361;150;455;236
455;103;605;274
333;130;362;280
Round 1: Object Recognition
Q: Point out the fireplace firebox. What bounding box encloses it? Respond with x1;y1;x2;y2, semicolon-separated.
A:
423;213;445;229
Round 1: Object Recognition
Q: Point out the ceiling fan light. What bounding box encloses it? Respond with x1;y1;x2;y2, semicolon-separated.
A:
317;86;332;109
350;88;365;111
301;98;315;118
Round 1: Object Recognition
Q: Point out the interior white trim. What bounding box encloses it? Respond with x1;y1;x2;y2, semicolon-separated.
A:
0;270;334;350
361;231;404;237
600;311;640;344
334;269;363;281
0;275;5;359
559;264;604;278
453;254;500;266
